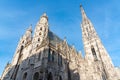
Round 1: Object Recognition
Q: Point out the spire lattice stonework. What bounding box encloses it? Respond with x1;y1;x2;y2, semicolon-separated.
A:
80;5;117;80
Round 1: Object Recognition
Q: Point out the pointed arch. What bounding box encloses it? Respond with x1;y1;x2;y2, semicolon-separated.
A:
39;32;41;35
39;71;43;80
102;70;107;80
102;73;106;80
48;48;51;62
47;72;53;80
59;76;62;80
33;72;39;80
18;45;24;62
40;27;42;30
38;38;40;41
38;52;41;61
91;45;98;61
52;51;55;62
23;72;27;80
20;45;24;53
58;54;62;66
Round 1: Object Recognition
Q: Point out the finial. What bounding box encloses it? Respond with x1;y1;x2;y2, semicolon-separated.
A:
80;5;88;20
63;37;67;43
43;13;47;16
80;4;82;8
41;12;48;20
72;45;75;49
78;51;82;57
42;13;47;17
7;61;10;65
27;24;32;32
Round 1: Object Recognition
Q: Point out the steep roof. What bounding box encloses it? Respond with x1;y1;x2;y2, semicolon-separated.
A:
48;30;63;46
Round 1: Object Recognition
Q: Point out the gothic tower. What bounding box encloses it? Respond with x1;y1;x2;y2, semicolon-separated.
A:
1;5;120;80
32;13;49;52
80;5;117;80
11;26;32;66
9;26;32;80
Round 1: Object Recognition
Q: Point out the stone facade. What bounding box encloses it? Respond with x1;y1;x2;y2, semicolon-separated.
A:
1;5;120;80
115;67;120;79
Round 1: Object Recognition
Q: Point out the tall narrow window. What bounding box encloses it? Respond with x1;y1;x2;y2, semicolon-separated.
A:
47;72;53;80
20;46;24;54
91;46;98;61
36;44;39;47
48;49;55;62
38;52;41;61
102;74;106;80
59;76;62;80
18;46;24;62
102;70;107;80
52;51;55;62
86;27;90;37
60;56;62;66
58;54;60;65
48;48;51;62
39;71;43;80
23;72;27;80
33;72;39;80
86;27;89;32
58;54;62;66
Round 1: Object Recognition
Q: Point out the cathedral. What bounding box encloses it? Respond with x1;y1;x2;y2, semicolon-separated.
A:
0;5;120;80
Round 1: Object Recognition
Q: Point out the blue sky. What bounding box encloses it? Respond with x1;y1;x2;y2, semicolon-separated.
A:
0;0;120;76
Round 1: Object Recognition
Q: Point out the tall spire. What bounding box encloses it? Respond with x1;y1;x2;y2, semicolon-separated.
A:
80;5;117;80
80;5;88;21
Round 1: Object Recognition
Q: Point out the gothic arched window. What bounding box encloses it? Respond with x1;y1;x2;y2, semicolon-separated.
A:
47;72;53;80
102;71;107;80
48;49;56;62
48;48;51;62
38;38;40;41
58;54;62;66
39;71;43;80
20;46;24;53
18;45;24;62
23;72;27;80
52;51;55;62
102;74;106;80
38;52;41;61
91;46;98;61
40;27;42;30
59;76;62;80
33;72;39;80
22;40;24;43
39;32;41;35
36;44;39;47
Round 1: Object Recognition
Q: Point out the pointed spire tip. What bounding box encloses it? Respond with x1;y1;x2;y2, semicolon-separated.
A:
41;12;48;20
43;13;47;16
27;24;32;32
80;5;88;20
80;4;82;8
